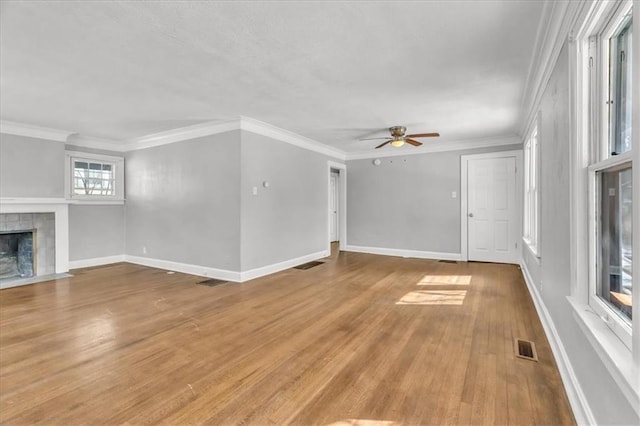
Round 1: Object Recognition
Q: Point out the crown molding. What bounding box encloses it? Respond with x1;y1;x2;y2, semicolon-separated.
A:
518;0;587;136
123;117;347;160
125;120;241;151
1;118;517;162
239;116;346;161
345;134;522;161
66;134;128;152
0;120;74;142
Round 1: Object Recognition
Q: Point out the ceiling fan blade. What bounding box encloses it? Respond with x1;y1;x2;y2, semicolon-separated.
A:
360;137;391;141
406;132;440;138
375;140;392;149
405;138;423;147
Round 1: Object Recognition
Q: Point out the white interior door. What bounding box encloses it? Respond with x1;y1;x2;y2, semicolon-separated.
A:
330;173;339;242
467;156;518;263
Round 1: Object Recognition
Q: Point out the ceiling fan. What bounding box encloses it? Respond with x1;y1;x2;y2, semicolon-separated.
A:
361;126;440;149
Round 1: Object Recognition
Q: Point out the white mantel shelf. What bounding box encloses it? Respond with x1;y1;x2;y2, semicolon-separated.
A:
0;197;69;205
1;198;124;206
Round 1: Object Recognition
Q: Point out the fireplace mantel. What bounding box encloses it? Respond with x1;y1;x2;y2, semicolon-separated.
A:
0;198;69;273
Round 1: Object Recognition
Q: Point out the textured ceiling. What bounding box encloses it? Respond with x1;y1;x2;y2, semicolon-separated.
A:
0;1;544;152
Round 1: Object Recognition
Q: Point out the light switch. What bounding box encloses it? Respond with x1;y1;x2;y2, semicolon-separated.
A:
451;191;457;198
252;186;258;195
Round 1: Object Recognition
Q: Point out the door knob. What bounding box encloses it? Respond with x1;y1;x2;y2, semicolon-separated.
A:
468;213;474;217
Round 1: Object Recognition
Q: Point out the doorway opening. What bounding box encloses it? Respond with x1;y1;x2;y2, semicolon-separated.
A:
327;161;346;256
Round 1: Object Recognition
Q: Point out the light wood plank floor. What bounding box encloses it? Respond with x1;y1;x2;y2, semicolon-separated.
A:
0;250;574;425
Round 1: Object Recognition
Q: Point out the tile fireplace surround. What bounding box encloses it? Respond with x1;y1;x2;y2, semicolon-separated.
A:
0;199;69;287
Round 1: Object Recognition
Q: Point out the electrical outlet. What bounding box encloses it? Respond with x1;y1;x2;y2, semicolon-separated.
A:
142;246;147;255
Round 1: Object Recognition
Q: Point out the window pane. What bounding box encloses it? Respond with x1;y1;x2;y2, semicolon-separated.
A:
524;142;531;239
597;164;632;323
72;159;115;196
530;130;537;189
610;16;632;155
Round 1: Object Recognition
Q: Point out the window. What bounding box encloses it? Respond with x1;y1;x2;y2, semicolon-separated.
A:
523;120;539;256
570;0;638;407
65;151;124;202
73;160;114;196
587;1;633;348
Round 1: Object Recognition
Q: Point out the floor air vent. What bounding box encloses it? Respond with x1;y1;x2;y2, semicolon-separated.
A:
438;260;458;264
197;278;228;287
514;338;538;361
294;261;324;270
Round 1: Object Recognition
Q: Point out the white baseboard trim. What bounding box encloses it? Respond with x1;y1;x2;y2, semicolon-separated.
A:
69;255;126;269
343;245;461;261
67;250;331;283
519;261;595;426
240;250;329;282
125;255;242;282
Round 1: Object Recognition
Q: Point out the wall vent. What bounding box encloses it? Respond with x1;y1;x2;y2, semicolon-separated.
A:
514;338;538;361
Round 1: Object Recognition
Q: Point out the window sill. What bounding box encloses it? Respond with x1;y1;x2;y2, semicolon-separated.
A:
567;296;639;416
522;237;541;264
67;199;125;206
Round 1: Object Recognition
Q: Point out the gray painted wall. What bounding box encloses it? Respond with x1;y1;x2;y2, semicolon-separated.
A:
0;133;65;197
525;43;637;424
66;145;127;262
240;131;333;271
0;134;127;263
69;205;125;261
2;130;338;273
125;131;242;271
346;144;521;254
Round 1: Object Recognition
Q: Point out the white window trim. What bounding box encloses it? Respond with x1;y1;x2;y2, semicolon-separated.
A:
523;116;540;258
65;151;125;204
568;0;638;414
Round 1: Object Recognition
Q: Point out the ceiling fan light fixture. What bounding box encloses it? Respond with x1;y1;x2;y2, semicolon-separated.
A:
370;126;438;149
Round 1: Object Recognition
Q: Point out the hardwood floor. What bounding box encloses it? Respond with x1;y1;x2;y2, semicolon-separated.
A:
0;251;574;425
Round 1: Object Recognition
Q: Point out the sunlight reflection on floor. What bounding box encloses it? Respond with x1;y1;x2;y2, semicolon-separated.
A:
416;274;472;285
396;290;467;305
328;420;399;426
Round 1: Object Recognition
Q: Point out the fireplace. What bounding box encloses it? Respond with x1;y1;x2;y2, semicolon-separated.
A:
0;230;36;279
0;200;69;287
0;212;57;285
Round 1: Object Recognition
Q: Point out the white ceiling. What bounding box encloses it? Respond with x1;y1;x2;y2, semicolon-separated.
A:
0;1;544;153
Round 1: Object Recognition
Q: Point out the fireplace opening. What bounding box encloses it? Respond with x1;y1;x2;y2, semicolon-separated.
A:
0;230;36;280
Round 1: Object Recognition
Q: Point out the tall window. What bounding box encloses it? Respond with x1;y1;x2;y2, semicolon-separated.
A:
523;122;539;256
588;1;633;347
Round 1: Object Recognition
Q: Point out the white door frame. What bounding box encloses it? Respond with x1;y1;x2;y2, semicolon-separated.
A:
330;172;339;242
327;161;347;254
460;150;523;262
